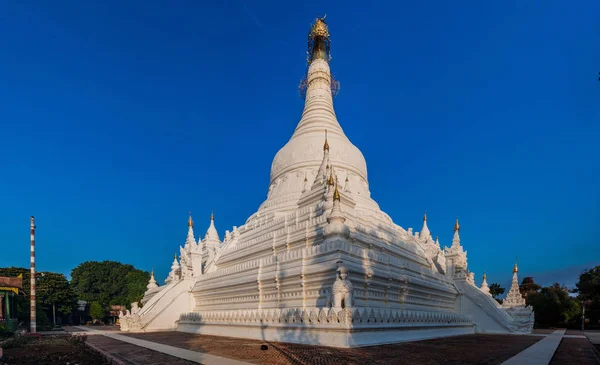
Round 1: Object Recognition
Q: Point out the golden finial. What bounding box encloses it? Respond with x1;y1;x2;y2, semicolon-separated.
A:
513;258;518;273
483;271;487;280
323;130;329;151
327;169;334;186
188;212;194;228
210;210;214;221
423;210;427;222
333;183;340;201
310;16;330;39
454;217;460;232
174;253;177;260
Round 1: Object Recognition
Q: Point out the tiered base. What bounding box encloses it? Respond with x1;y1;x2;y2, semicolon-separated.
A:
176;307;475;348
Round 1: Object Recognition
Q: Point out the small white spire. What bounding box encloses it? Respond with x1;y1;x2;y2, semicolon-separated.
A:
185;212;196;248
420;210;431;241
302;172;309;193
343;174;351;193
451;217;461;247
312;130;332;188
147;269;158;290
480;271;490;295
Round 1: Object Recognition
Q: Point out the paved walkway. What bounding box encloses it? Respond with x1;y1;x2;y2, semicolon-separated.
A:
501;329;566;365
73;326;253;365
586;331;600;345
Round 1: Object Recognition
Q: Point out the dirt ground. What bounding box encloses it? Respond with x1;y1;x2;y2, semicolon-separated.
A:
1;335;109;365
126;332;541;365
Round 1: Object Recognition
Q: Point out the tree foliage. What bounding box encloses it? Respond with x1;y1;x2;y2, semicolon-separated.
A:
489;283;505;303
70;261;149;309
0;267;76;325
519;277;542;298
36;272;77;316
89;302;105;320
527;283;580;327
574;265;600;328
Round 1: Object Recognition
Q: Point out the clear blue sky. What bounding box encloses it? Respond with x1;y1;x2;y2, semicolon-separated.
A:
1;1;598;290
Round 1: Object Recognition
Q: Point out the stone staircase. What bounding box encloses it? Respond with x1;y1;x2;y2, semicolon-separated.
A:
455;279;533;334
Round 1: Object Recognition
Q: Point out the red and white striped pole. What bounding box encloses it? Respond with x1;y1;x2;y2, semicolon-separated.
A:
30;216;36;333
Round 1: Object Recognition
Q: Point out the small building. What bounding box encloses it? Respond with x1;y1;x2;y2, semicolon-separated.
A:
0;275;24;332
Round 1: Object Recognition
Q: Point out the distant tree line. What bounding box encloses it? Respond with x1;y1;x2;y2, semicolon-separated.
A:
488;265;600;329
0;261;149;329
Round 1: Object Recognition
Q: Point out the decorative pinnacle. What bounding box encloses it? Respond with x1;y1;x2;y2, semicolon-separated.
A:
483;271;487;280
327;168;334;186
188;212;194;228
454;217;460;232
174;253;177;260
210;210;214;221
333;183;340;201
423;210;427;222
323;130;329;151
513;258;518;273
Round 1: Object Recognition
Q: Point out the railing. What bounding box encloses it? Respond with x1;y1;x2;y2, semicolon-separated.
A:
0;318;17;332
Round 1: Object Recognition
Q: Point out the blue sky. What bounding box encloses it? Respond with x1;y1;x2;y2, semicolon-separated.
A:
1;1;598;290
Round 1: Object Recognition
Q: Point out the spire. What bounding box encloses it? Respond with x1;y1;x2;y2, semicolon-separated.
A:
324;180;350;240
343;174;351;193
454;217;460;232
185;212;196;248
205;211;221;244
513;258;519;274
420;210;431;241
308;16;331;64
147;268;158;290
327;167;335;186
302;173;309;193
480;271;490;295
312;131;332;188
503;261;526;308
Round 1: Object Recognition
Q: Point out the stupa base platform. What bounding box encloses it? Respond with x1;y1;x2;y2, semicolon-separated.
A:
176;308;475;347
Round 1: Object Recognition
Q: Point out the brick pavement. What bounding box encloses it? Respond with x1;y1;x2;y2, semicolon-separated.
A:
125;331;541;365
86;335;198;365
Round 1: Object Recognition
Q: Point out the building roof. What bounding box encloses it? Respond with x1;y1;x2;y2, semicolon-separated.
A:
0;276;23;295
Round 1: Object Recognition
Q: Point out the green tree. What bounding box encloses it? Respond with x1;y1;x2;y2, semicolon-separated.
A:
519;277;541;298
70;261;149;309
489;283;505;304
527;283;580;327
89;302;105;321
36;272;77;323
574;265;600;328
0;267;76;326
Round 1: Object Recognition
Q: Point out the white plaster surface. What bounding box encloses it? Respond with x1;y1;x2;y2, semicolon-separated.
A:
119;19;535;347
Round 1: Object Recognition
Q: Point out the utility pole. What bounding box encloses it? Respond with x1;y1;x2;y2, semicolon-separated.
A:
582;300;585;331
30;216;36;333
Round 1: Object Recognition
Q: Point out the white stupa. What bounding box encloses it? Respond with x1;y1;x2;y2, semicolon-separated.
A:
120;17;534;346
